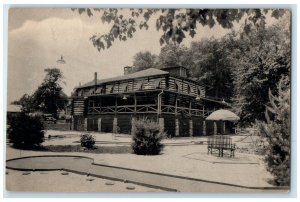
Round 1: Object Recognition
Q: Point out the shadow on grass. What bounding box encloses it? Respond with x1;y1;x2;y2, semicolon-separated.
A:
10;144;132;154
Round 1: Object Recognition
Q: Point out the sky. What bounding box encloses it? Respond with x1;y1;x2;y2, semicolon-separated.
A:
7;8;282;104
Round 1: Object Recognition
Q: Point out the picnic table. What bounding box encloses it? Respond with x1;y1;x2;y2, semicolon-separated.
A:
207;135;236;157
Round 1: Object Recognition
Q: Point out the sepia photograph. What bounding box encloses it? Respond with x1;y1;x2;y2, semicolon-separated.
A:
5;7;291;193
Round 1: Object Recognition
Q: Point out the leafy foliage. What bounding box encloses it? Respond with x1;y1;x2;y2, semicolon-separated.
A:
158;43;193;69
232;16;291;125
256;76;290;186
132;51;158;72
132;43;193;73
14;68;68;118
73;8;285;52
189;37;236;100
80;133;96;149
11;94;34;113
132;118;165;155
8;113;44;148
32;68;68;118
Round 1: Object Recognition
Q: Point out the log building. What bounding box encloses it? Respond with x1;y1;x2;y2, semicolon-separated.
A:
70;66;226;136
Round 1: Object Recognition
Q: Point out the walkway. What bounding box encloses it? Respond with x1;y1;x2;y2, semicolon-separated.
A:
6;155;286;192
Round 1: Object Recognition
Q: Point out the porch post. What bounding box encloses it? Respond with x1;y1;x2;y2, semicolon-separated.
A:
158;117;164;134
175;97;179;136
113;95;118;134
189;119;193;137
223;121;226;135
189;101;192;116
202;105;206;136
84;118;88;131
213;121;217;135
71;116;74;130
114;95;117;116
131;116;136;135
134;93;137;115
175;118;179;137
113;117;118;134
175;97;178;116
203;120;206;136
97;118;102;132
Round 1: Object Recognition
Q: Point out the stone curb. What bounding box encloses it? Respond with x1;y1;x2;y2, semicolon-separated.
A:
6;155;289;191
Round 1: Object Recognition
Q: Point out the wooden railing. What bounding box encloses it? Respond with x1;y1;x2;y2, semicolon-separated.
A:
87;104;213;117
88;104;158;115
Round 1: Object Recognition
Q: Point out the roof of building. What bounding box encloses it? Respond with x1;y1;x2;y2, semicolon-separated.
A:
77;68;169;89
7;104;22;113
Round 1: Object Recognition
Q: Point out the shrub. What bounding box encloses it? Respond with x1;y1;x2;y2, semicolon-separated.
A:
8;113;44;148
80;133;95;149
256;77;290;186
131;118;165;155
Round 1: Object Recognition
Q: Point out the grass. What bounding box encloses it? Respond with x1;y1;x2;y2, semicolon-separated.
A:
9;144;132;154
44;145;132;154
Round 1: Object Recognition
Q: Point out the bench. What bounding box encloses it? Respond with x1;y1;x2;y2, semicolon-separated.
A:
207;135;236;157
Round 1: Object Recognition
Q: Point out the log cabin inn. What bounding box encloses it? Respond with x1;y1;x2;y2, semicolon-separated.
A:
70;66;233;137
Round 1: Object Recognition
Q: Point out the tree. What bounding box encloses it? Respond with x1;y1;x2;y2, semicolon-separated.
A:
31;68;68;118
11;94;34;113
8;113;44;148
189;37;235;100
232;16;290;125
256;76;290;186
132;51;158;72
157;43;193;69
73;8;286;51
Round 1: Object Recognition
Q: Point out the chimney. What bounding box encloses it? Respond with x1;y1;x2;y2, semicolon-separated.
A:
94;72;97;85
124;66;132;75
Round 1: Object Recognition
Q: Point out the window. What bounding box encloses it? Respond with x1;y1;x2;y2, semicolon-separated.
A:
174;80;181;92
175;83;179;92
197;88;201;96
77;90;83;97
87;88;94;95
106;84;114;93
153;78;163;89
188;84;195;94
135;80;145;90
120;82;129;92
95;86;103;94
110;86;114;93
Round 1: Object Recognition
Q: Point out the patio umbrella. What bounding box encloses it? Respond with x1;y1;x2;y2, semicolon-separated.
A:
206;109;240;135
206;109;240;121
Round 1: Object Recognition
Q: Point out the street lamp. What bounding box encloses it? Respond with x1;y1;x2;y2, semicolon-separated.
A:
57;55;66;64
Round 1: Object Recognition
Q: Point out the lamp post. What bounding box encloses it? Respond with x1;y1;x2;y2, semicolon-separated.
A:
57;55;66;64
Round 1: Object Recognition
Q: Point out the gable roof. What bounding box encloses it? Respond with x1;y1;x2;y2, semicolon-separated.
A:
77;68;169;89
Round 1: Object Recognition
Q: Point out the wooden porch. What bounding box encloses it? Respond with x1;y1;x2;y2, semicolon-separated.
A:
81;90;213;117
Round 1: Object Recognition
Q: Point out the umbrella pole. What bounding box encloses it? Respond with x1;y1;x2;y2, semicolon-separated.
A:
214;122;217;135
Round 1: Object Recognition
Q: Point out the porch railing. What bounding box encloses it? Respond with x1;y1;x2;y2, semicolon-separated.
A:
87;104;213;117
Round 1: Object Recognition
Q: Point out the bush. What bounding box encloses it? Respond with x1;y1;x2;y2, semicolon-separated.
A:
131;118;165;155
256;77;290;186
80;133;95;149
8;113;44;148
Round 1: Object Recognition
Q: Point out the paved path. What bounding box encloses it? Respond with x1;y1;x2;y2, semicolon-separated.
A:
6;155;285;192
